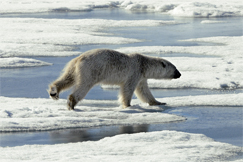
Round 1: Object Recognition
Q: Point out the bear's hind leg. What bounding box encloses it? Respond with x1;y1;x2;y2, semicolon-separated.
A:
135;79;166;106
67;95;77;110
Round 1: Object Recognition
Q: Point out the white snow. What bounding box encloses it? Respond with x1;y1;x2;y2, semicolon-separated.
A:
167;1;243;17
0;57;52;68
201;20;227;24
162;93;243;107
0;18;183;68
0;96;186;132
0;18;181;58
0;130;241;162
118;36;243;58
0;94;242;161
1;93;243;132
116;36;243;90
1;0;243;18
1;1;243;161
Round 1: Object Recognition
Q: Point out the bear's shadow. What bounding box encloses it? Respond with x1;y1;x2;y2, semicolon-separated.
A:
119;104;171;114
71;104;172;113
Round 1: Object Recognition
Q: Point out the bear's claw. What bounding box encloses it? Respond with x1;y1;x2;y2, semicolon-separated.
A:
149;101;166;106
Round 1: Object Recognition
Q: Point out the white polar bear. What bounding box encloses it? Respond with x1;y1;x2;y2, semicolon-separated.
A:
48;49;181;110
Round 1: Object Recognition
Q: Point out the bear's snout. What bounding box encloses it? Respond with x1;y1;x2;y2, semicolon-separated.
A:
173;69;181;79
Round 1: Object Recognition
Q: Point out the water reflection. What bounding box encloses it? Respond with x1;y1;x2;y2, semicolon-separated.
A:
49;125;148;144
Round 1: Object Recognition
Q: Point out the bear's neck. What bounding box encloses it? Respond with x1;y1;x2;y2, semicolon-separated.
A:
139;55;159;79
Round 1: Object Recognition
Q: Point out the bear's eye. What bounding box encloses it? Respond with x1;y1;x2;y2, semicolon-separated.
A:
161;62;166;68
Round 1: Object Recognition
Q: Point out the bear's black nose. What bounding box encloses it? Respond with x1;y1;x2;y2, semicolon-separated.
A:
50;93;57;97
173;69;181;79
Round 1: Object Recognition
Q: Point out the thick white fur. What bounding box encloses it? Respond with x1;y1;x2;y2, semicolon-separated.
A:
48;49;180;110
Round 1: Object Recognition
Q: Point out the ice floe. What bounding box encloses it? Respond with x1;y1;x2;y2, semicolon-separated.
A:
201;20;227;24
168;1;243;17
0;95;242;160
1;93;242;132
162;93;243;107
0;57;52;68
0;18;182;58
118;36;243;57
1;0;243;18
0;18;184;68
0;130;241;162
0;97;185;132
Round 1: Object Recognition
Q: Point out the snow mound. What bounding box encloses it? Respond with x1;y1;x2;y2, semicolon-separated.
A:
168;2;243;17
0;97;185;132
0;57;52;68
0;130;241;162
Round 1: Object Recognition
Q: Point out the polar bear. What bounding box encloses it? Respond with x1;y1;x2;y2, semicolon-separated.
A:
48;49;181;110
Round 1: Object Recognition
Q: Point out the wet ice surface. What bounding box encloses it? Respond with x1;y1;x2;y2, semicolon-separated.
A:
1;5;243;161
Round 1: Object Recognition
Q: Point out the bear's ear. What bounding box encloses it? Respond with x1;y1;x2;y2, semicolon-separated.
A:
161;62;166;68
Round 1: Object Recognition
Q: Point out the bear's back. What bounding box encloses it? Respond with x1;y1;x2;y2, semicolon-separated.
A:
78;49;131;67
78;49;142;84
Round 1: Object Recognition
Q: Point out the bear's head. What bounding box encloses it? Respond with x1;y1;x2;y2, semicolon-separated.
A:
47;85;59;100
146;58;181;80
160;59;181;79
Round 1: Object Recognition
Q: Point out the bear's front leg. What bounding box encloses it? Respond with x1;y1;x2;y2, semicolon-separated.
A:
67;81;95;110
48;85;59;100
67;95;77;110
135;79;166;106
119;79;139;108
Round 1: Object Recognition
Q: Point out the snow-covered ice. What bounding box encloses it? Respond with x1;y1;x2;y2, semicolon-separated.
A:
116;36;243;90
0;18;182;58
0;130;242;162
0;57;52;68
1;0;243;161
1;93;242;132
162;93;243;107
0;96;186;132
1;95;242;161
1;0;243;18
201;20;227;24
167;1;243;17
0;18;183;68
117;36;243;58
